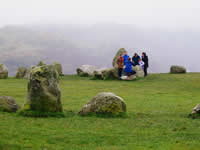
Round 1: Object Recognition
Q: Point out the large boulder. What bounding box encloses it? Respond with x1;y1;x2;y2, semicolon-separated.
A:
170;65;186;74
24;65;63;112
132;65;144;77
0;96;20;112
189;104;200;118
0;64;8;79
79;92;126;116
102;68;119;80
91;68;108;80
52;62;63;76
16;67;30;79
112;48;127;68
77;65;96;77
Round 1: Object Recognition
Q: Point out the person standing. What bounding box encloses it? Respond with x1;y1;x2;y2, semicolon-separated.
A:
132;53;140;66
117;53;124;77
123;51;129;65
142;52;149;77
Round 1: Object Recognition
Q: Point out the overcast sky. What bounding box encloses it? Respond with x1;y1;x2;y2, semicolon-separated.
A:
0;0;200;29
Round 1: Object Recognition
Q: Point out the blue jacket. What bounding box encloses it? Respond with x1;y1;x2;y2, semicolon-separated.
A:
123;55;129;65
124;60;134;73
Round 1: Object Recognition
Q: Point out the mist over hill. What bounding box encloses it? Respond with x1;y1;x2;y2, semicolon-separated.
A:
0;24;200;76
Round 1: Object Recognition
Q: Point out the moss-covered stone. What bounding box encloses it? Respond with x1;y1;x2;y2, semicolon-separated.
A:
170;65;186;74
132;66;144;77
102;68;118;80
37;61;46;66
189;104;200;119
112;48;127;68
0;64;8;79
79;92;126;116
16;67;30;79
0;96;20;112
23;65;63;113
52;62;63;76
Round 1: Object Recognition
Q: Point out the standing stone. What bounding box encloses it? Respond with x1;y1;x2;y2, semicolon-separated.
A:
170;65;186;74
112;48;126;68
16;67;30;79
0;96;20;112
24;65;63;112
79;92;126;116
0;64;8;79
52;62;63;76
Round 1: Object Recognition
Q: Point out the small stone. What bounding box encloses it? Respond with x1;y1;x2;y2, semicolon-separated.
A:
170;65;186;74
0;96;20;112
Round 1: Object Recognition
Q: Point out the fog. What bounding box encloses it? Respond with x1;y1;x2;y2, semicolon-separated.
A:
0;0;200;75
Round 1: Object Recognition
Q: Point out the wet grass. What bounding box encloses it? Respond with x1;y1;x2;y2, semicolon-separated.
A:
0;73;200;149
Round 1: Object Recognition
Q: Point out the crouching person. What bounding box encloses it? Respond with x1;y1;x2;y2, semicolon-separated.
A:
124;58;136;76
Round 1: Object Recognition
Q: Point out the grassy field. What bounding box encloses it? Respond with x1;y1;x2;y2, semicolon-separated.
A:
0;73;200;150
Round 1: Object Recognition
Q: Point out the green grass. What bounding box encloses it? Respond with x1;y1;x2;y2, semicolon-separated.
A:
1;73;200;150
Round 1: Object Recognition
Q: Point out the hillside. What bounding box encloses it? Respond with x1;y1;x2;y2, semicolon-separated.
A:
0;24;200;75
0;73;200;149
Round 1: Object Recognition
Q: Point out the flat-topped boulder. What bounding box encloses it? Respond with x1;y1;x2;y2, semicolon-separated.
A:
170;65;186;74
77;65;96;77
0;96;20;112
0;64;8;79
79;92;126;116
24;65;63;112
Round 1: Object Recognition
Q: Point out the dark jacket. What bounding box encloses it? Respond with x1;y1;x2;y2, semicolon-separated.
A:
132;55;140;66
142;55;149;68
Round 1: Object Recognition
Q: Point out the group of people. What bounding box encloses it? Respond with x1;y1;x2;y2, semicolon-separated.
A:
117;51;149;78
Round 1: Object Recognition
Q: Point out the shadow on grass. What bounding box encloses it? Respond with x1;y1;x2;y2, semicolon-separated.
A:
79;112;128;119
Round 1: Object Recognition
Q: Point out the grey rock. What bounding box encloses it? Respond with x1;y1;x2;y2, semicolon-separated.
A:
0;64;8;79
79;92;126;116
189;104;200;118
132;65;144;77
24;65;63;112
170;65;186;74
0;96;20;112
16;67;30;79
77;65;96;77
